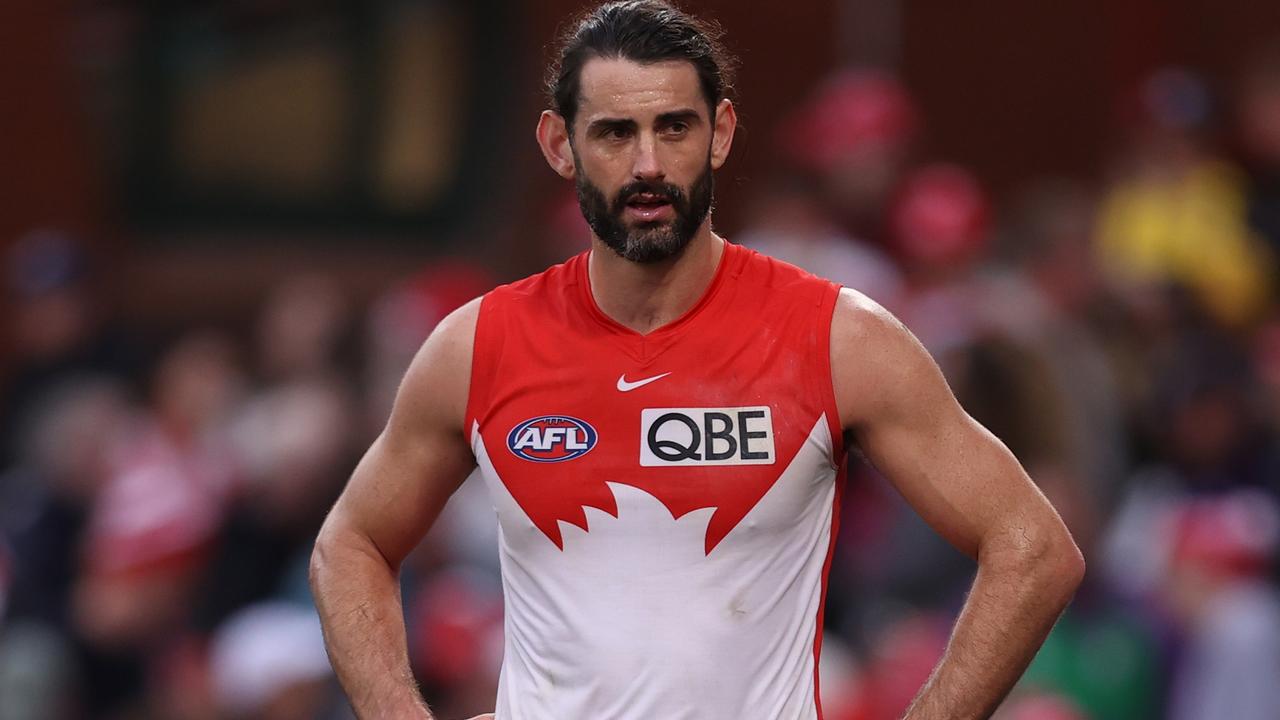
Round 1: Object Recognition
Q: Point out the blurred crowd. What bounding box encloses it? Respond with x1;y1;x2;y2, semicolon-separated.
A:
5;35;1280;720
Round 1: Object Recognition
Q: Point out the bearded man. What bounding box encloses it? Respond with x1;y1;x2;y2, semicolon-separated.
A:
310;3;1084;719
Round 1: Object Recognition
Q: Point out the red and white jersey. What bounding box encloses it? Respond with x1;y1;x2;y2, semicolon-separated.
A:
465;242;847;719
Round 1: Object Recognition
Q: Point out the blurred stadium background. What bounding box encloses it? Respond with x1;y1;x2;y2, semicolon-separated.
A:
4;1;1280;718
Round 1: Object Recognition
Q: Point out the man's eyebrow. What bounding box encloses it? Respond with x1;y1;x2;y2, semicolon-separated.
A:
586;117;639;135
655;109;703;125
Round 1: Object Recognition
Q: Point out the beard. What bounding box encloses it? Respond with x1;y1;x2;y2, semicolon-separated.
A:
574;158;715;264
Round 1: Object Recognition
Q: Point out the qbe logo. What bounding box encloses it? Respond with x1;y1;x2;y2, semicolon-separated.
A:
507;416;598;463
640;406;775;467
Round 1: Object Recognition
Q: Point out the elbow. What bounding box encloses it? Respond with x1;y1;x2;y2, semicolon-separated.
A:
1033;527;1086;607
987;518;1086;607
309;514;354;597
309;514;398;598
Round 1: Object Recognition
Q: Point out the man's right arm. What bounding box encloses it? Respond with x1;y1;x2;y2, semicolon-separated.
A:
310;299;482;720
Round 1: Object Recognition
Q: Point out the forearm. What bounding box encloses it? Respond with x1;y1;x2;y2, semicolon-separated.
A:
311;529;434;720
903;535;1084;720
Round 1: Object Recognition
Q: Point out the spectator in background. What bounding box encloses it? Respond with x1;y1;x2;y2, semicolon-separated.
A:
209;602;339;720
195;377;356;632
990;181;1130;504
889;162;992;358
1164;491;1280;720
1;379;129;627
72;331;242;715
751;67;920;302
0;378;131;719
1102;326;1279;603
180;274;362;630
1145;334;1274;493
740;70;913;315
737;176;903;307
1097;67;1273;329
0;229;135;469
780;68;919;245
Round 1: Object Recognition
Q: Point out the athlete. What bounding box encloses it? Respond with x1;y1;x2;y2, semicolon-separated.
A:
310;2;1084;719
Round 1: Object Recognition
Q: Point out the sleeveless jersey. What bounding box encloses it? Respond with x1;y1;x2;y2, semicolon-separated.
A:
465;241;847;720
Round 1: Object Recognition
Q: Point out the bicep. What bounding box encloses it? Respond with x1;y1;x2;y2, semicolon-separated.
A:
322;298;481;568
832;289;1056;559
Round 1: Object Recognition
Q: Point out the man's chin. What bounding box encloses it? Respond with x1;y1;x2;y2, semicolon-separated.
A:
620;233;691;264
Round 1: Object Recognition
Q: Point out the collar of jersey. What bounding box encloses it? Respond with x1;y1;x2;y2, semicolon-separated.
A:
575;241;741;360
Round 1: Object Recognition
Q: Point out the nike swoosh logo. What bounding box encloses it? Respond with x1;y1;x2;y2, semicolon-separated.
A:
616;372;671;392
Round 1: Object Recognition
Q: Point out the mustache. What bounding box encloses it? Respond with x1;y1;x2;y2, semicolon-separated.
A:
610;179;688;213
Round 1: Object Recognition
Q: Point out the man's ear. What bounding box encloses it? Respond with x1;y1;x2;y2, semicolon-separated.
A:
709;99;737;171
536;110;576;179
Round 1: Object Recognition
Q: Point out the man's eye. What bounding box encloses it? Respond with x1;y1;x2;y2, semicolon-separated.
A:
605;127;631;140
665;123;689;135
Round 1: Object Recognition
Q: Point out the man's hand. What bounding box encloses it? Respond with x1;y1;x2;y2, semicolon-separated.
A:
831;289;1084;720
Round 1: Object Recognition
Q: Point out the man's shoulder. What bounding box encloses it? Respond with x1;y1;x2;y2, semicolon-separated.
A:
830;287;911;352
829;286;943;428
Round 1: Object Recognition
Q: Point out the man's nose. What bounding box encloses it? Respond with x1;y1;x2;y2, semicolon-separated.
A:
631;132;664;180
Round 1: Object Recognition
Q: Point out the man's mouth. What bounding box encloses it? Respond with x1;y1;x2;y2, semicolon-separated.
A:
623;192;675;223
627;192;672;209
625;195;674;222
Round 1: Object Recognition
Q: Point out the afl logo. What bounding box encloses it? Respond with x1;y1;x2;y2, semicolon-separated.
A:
507;416;598;463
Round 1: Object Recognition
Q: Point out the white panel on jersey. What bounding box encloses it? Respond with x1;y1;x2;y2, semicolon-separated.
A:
471;415;836;720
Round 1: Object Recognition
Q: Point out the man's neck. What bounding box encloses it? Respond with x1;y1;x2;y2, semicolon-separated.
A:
587;227;725;335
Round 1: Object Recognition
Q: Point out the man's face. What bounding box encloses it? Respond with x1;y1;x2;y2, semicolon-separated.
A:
574;150;713;264
567;58;720;263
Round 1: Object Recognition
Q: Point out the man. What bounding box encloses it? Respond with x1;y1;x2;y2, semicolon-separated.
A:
309;2;1084;719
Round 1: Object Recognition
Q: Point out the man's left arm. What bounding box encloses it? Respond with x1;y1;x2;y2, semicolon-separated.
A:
830;288;1085;720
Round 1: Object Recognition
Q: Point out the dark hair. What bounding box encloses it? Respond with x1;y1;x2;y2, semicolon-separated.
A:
546;0;738;128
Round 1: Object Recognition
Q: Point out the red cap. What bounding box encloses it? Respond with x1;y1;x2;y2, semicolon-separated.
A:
1171;491;1279;578
782;69;919;170
890;163;990;268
